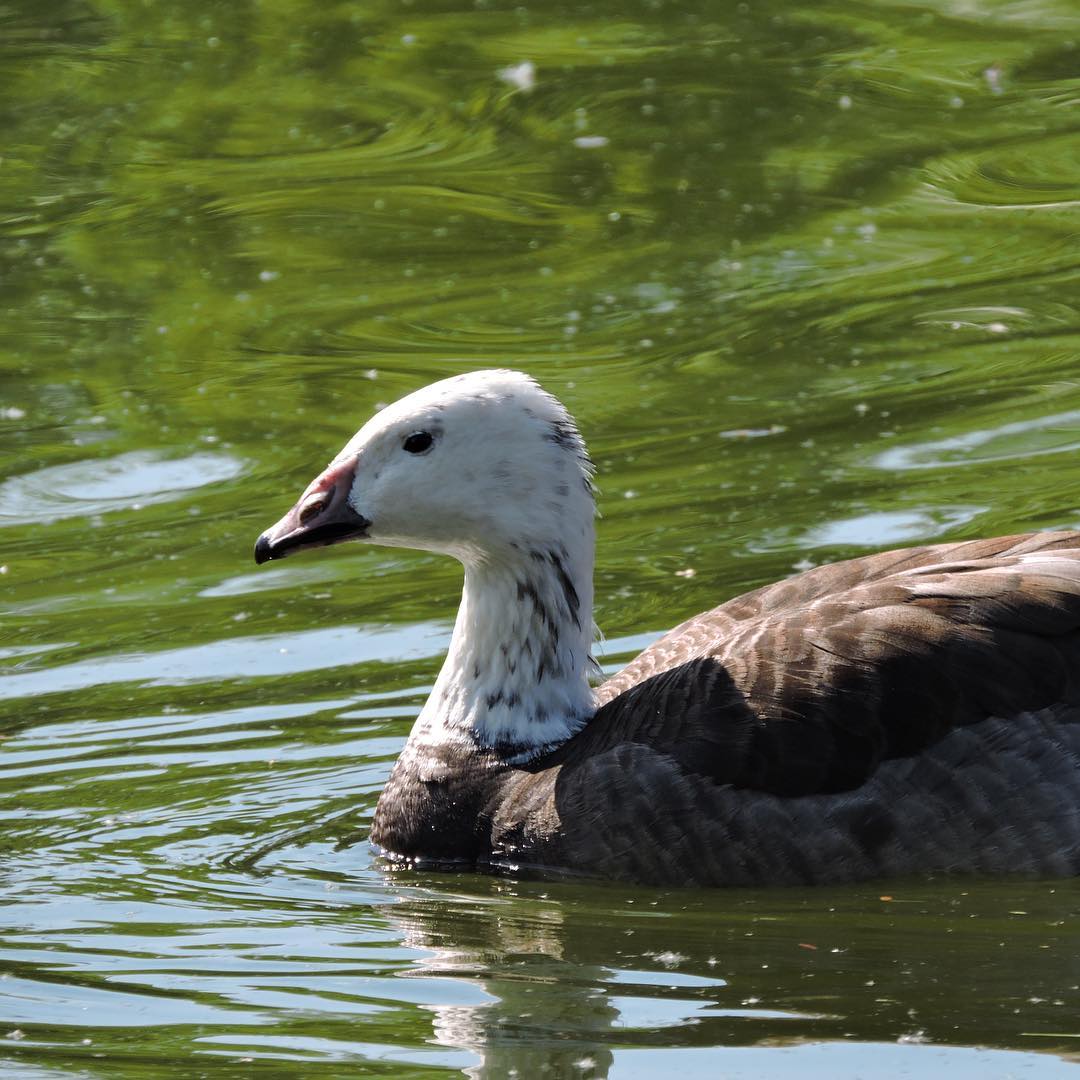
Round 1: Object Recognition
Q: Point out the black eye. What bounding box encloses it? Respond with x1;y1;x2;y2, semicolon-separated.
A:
402;431;434;454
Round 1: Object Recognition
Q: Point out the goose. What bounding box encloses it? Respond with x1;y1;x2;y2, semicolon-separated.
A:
254;370;1080;886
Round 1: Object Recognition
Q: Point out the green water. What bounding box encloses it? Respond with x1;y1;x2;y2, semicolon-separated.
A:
4;0;1080;1075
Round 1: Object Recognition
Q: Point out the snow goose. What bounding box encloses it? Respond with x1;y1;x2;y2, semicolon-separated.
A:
254;370;1080;885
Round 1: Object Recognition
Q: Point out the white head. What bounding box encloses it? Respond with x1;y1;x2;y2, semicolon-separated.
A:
256;370;599;756
255;369;595;567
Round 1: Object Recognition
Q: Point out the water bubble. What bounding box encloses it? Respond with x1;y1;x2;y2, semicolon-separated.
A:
497;60;536;91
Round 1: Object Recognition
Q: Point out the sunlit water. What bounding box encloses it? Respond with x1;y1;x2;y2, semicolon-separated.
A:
4;0;1080;1075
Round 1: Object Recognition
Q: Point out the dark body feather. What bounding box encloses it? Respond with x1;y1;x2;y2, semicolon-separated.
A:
371;532;1080;885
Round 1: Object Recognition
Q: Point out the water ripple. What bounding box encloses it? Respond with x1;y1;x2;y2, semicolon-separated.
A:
0;624;449;701
0;450;245;525
873;410;1080;471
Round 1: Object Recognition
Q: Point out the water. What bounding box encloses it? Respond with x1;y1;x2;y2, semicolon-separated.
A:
3;0;1080;1074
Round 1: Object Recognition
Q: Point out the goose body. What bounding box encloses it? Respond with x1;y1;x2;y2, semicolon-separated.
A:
255;371;1080;885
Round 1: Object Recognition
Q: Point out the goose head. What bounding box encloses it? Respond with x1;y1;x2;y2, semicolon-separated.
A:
254;369;595;568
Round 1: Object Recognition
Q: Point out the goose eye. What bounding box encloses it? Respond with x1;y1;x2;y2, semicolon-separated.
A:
402;431;434;455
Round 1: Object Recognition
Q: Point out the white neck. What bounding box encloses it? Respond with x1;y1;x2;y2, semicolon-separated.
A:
413;534;596;761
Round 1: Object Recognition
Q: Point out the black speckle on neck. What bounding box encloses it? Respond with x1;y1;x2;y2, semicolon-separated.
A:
520;581;560;667
546;418;578;450
548;547;581;629
542;416;596;493
516;579;541;607
521;547;581;631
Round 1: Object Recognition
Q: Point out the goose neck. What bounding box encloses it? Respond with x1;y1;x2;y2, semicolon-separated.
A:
417;541;595;760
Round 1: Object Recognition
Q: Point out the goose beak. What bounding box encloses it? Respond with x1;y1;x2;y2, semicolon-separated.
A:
254;458;370;565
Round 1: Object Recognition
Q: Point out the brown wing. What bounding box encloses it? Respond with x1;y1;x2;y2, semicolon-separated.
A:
555;531;1080;796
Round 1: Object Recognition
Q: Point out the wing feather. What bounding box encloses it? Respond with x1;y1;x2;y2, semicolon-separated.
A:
563;531;1080;797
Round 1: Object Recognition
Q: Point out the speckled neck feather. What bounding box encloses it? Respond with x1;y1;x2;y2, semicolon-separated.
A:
414;537;596;761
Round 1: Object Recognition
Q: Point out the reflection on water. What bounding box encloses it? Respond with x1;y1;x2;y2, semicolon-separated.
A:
0;622;447;699
753;505;985;552
873;410;1080;473
0;450;245;525
5;846;1080;1076
4;0;1080;1075
381;878;1080;1078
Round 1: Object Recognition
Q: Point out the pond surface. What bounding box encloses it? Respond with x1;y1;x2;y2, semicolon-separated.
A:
4;0;1080;1075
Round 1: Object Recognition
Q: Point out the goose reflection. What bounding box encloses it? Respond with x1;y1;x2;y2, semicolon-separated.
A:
381;875;826;1079
391;883;619;1078
371;872;1080;1075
